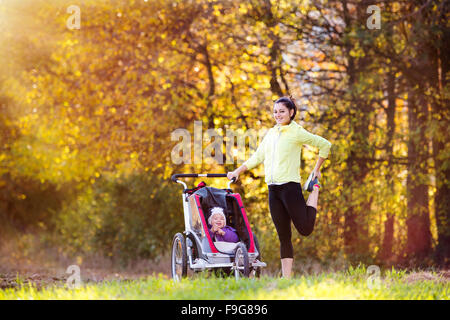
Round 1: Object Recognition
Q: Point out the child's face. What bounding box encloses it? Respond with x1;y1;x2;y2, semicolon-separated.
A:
211;214;225;229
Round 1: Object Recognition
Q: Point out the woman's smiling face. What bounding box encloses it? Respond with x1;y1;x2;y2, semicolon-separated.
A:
273;103;293;125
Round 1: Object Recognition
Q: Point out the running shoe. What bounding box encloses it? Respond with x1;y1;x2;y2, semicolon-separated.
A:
303;171;319;192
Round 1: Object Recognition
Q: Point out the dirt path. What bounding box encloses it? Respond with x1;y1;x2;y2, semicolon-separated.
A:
0;268;162;290
0;254;172;291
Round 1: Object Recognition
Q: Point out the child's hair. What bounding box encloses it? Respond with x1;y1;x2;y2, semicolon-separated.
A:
274;95;297;120
208;207;226;225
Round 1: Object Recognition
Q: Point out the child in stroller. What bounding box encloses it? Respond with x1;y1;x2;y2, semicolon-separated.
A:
170;173;266;280
208;207;239;243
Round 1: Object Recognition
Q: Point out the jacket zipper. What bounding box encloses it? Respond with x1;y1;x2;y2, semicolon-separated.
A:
270;126;282;184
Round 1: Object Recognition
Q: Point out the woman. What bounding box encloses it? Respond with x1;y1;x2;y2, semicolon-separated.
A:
227;96;332;278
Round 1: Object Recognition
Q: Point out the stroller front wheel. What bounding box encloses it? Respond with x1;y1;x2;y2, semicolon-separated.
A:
171;233;187;281
234;242;250;279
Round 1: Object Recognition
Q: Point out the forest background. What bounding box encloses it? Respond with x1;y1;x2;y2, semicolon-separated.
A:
0;0;448;277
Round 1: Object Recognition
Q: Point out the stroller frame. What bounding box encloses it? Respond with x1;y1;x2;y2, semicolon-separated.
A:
171;173;266;280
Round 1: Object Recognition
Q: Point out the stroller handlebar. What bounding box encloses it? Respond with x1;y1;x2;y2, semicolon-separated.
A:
171;173;236;188
171;173;228;182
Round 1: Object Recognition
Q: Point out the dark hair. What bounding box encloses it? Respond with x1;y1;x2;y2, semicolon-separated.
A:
274;95;297;120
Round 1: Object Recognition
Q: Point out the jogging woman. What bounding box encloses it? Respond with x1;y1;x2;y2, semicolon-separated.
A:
227;96;332;278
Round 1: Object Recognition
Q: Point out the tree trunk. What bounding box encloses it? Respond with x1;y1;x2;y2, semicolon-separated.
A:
405;89;432;263
263;0;284;97
341;1;372;260
431;11;450;266
380;70;397;263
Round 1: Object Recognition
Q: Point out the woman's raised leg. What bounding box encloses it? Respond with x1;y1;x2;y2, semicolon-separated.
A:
281;183;317;237
306;185;320;209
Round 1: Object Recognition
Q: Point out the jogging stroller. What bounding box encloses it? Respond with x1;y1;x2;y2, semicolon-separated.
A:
170;173;266;280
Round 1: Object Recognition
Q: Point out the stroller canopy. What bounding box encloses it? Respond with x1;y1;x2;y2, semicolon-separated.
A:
193;186;228;215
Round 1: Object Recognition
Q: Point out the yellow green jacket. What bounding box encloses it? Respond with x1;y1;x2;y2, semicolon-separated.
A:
243;121;332;184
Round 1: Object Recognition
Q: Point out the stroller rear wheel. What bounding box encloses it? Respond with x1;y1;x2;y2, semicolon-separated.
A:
234;242;250;279
171;233;187;281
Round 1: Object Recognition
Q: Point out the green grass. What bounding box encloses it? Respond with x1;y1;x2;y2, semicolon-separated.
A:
1;266;448;300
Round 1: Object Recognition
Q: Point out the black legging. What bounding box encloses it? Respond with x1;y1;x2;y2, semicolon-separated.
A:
268;182;317;259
